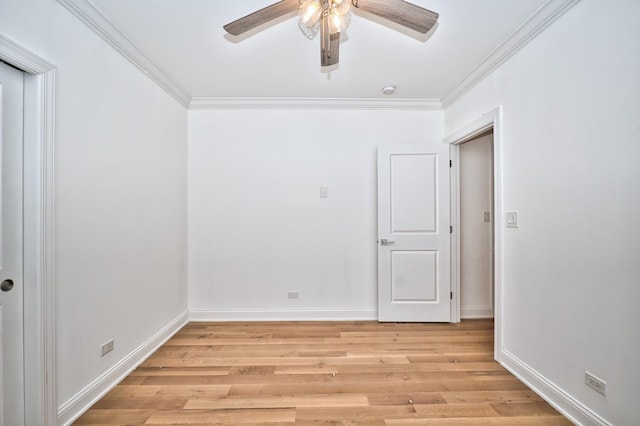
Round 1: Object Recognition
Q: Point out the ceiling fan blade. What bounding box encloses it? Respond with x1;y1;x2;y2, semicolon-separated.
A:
353;0;439;34
224;0;301;36
320;9;340;66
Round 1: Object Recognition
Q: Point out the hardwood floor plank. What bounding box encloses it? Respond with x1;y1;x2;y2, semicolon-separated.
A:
335;361;506;373
103;384;231;399
406;353;495;363
367;392;446;406
131;367;230;377
412;402;499;417
184;394;369;410
295;405;417;422
441;389;543;404
273;365;339;375
75;320;570;425
385;416;573;425
91;397;189;410
229;382;452;396
73;409;153;424
490;401;567;416
144;408;296;424
141;355;411;367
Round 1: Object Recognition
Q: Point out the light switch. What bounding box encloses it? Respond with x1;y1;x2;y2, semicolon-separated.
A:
320;187;328;198
506;211;519;228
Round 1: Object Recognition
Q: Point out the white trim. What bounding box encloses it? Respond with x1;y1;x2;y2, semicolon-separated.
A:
0;32;57;426
460;306;493;319
441;0;582;108
0;34;55;74
190;97;442;111
501;350;611;426
40;62;57;426
57;311;189;426
444;114;495;145
445;107;503;360
189;308;378;322
448;143;461;323
56;0;191;107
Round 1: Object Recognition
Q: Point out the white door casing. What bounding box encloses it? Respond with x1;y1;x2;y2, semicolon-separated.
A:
377;143;450;322
0;61;25;425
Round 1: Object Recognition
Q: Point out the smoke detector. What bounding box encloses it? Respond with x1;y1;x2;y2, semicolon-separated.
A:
382;85;397;95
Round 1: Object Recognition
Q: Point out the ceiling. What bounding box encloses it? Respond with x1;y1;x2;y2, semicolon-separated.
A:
81;0;552;103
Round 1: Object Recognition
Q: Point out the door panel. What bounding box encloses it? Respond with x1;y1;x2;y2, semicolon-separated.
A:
378;144;450;322
390;154;437;232
391;250;438;301
0;61;25;425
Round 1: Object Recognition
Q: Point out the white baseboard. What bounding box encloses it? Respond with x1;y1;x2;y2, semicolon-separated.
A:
500;349;610;426
57;311;189;425
189;308;378;322
460;306;493;319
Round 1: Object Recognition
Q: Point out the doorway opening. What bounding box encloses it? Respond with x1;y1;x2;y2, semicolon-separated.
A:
446;107;503;361
459;130;494;320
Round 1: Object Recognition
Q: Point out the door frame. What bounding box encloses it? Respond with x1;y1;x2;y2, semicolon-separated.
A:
0;33;56;425
445;107;504;361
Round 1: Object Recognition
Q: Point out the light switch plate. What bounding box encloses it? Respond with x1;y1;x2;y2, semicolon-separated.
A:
320;187;328;198
506;211;519;228
483;211;491;223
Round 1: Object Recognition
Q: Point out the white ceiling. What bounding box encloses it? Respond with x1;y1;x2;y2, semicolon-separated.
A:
83;0;551;102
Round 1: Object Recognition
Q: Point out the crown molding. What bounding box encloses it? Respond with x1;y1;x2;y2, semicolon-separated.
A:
0;33;55;74
190;97;442;111
57;0;191;107
57;0;580;111
441;0;582;108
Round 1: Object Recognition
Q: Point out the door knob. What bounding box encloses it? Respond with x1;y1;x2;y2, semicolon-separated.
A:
380;239;396;246
1;279;14;292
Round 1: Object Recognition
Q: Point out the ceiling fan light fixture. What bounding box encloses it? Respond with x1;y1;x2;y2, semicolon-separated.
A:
298;19;320;39
329;10;350;34
299;0;322;27
224;0;440;67
331;0;351;16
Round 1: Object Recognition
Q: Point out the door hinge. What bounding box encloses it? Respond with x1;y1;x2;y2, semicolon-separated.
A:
449;160;452;168
450;291;453;300
450;226;453;234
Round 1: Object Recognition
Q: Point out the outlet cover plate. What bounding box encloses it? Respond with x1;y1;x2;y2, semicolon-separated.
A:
585;371;606;396
101;339;114;357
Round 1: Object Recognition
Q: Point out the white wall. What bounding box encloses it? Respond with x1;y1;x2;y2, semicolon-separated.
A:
445;1;640;424
189;108;443;320
459;132;493;318
0;0;188;419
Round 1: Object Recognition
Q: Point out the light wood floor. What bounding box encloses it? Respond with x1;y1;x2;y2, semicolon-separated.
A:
75;320;571;425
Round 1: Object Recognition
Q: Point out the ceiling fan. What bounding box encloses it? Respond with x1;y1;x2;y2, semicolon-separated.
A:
224;0;439;66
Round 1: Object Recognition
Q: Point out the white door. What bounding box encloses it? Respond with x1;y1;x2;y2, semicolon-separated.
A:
0;61;25;425
378;143;450;322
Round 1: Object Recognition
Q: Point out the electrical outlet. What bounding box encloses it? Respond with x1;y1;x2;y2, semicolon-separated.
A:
585;372;606;396
101;339;114;357
288;291;299;299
